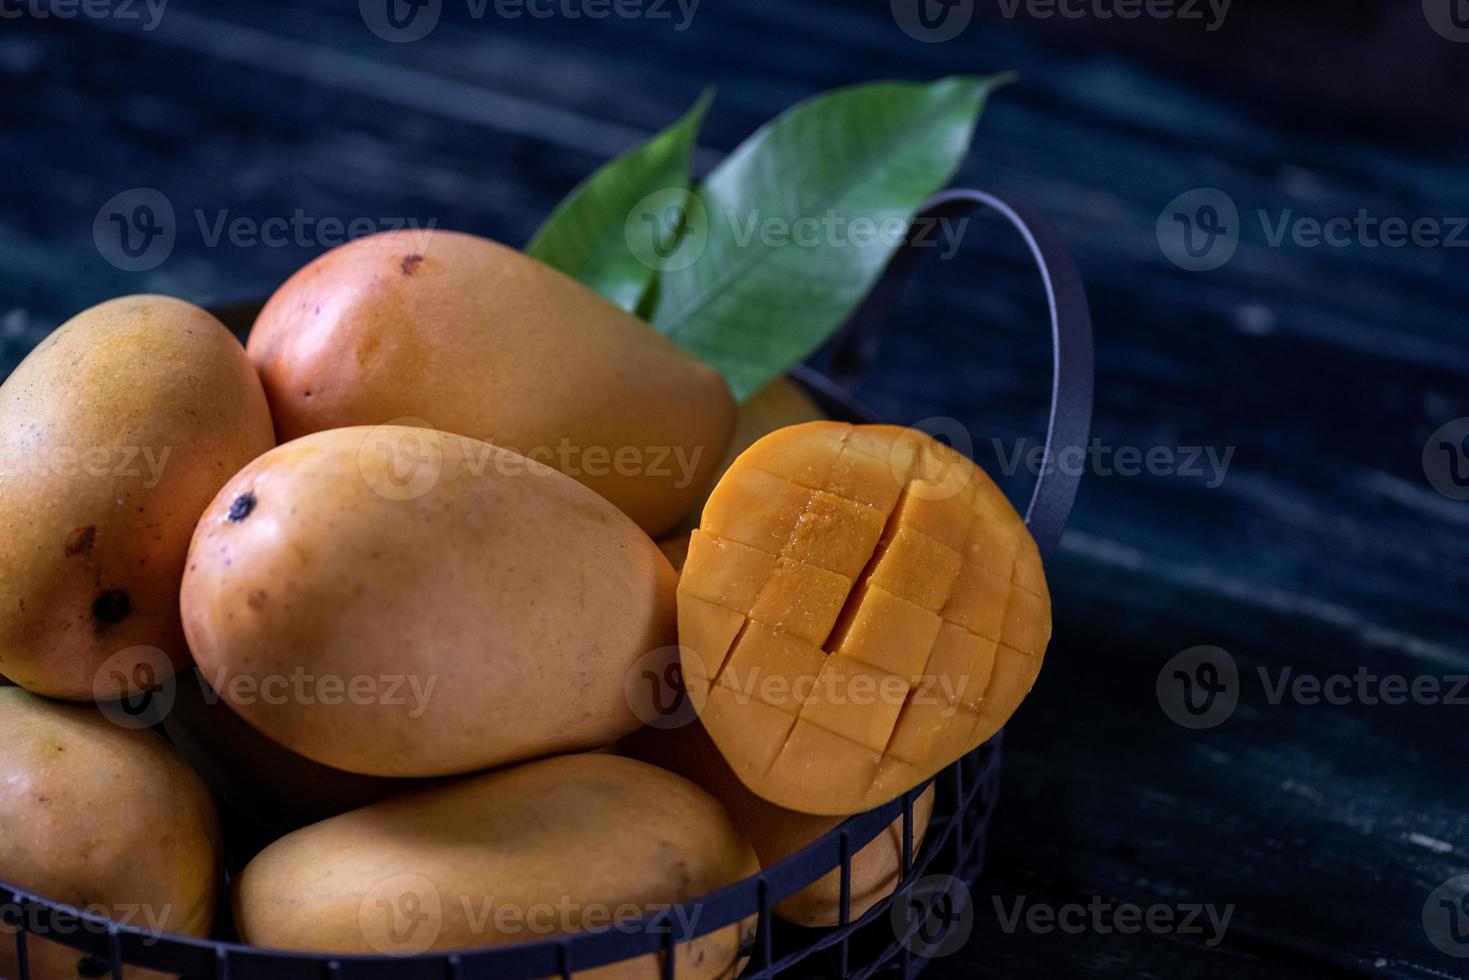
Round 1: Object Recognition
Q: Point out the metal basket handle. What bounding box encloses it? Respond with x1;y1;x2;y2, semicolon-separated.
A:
825;188;1094;561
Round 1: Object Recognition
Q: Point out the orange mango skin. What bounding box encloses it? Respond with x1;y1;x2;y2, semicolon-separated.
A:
679;422;1051;816
180;426;677;778
246;229;736;537
620;722;934;927
0;688;222;980
234;754;758;980
0;296;275;700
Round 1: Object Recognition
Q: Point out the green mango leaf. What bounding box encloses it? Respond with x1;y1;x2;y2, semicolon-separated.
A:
650;75;1012;401
527;90;713;312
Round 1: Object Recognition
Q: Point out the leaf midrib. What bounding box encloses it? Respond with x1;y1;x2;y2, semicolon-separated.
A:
658;81;985;342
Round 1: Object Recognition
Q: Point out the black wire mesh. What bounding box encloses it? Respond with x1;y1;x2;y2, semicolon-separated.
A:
1;734;1001;980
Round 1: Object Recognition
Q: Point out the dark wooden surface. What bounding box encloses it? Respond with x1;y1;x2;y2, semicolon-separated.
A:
3;2;1467;977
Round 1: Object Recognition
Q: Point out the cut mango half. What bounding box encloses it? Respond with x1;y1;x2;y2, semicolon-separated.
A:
677;421;1050;816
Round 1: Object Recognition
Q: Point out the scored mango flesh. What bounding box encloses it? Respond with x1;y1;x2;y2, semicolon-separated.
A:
678;422;1050;816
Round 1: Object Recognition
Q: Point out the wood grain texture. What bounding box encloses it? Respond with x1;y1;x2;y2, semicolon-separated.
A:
1;2;1466;977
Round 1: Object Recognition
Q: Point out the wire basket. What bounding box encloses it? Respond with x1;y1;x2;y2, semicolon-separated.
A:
0;188;1093;980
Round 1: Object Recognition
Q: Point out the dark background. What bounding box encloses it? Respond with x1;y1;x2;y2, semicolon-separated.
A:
3;1;1468;976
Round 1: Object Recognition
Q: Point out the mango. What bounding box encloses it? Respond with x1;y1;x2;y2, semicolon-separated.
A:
0;687;222;980
620;722;934;926
180;425;677;777
678;422;1050;815
0;296;275;699
246;230;735;536
704;377;826;511
661;376;829;565
234;753;758;979
160;667;422;836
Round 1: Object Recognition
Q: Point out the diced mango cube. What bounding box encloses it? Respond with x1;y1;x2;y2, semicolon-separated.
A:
941;561;1011;642
832;585;943;680
703;467;814;555
718;621;829;716
868;526;964;612
799;655;910;752
920;622;996;709
680;530;778;611
748;557;852;646
781;490;887;580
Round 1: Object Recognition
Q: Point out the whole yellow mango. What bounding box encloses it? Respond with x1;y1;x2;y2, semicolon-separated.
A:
246;230;735;536
0;296;275;700
620;722;934;927
234;753;757;980
180;425;677;777
0;687;222;980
